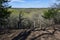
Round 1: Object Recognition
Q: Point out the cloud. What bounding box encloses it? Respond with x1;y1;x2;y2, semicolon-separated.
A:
11;0;25;2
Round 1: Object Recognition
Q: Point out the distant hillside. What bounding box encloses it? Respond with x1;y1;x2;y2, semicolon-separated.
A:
9;8;48;19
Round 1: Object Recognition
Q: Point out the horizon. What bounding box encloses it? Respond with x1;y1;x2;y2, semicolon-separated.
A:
11;7;49;9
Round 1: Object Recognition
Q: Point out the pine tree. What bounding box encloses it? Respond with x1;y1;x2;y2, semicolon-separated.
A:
0;0;11;28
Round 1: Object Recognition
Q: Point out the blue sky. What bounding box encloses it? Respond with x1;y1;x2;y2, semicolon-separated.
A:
9;0;57;8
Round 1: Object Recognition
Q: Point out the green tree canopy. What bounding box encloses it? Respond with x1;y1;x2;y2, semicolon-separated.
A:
42;8;58;19
0;0;11;19
0;0;11;27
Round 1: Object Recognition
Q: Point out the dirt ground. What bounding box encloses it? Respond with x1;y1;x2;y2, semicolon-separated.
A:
0;29;60;40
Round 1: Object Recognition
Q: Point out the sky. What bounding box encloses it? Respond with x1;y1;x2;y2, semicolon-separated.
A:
9;0;57;8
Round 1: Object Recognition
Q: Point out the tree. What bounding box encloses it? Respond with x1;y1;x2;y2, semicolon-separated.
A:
18;11;25;29
0;0;11;29
42;8;59;24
